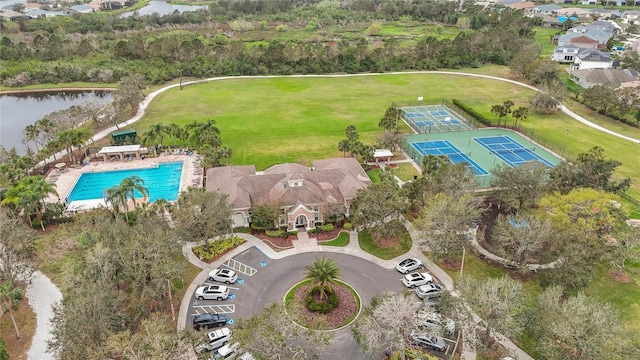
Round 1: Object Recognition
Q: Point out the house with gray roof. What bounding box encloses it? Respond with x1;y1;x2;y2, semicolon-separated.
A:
530;4;563;16
569;68;639;88
571;48;612;70
206;157;372;230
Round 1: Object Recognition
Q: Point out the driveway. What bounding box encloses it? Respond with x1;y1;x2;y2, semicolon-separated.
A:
186;248;409;359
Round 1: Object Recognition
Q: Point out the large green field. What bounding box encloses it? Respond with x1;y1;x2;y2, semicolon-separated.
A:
135;73;640;200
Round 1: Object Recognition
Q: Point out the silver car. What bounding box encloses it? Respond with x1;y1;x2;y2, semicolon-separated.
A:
417;312;456;335
194;327;232;354
416;283;445;300
409;330;446;352
395;257;424;274
195;285;230;301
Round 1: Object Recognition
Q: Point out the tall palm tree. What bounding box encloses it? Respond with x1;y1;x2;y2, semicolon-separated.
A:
219;145;233;166
0;282;23;339
56;129;77;163
304;257;342;300
119;175;149;216
166;123;182;147
141;123;166;156
103;186;127;221
22;124;41;153
189;119;221;149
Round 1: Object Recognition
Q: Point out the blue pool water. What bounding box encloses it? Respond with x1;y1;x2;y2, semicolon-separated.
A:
67;162;183;203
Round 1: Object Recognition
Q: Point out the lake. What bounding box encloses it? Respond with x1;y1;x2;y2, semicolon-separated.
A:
0;90;114;155
121;1;206;17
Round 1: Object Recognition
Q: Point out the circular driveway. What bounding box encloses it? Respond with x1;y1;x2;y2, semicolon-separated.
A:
187;247;408;359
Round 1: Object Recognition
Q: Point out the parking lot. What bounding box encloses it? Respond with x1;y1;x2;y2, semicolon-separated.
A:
187;247;459;359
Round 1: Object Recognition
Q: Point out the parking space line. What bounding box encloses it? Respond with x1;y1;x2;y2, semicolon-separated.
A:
223;258;258;276
192;304;235;315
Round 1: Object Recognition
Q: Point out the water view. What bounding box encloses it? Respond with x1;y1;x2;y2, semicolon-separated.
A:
0;90;113;155
121;0;206;17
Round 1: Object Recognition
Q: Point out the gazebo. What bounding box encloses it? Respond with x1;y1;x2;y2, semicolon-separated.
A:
110;128;137;145
373;149;394;163
97;145;148;162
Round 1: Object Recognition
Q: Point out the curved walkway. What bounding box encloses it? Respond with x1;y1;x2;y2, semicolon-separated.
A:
26;271;63;360
179;223;534;360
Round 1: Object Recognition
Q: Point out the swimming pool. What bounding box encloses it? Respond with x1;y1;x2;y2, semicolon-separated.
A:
67;161;183;203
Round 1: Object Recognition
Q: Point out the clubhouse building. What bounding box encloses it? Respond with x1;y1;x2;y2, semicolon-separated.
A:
206;157;371;230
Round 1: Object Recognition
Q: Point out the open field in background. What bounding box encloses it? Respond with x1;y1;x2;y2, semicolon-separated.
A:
137;73;640;199
533;26;561;58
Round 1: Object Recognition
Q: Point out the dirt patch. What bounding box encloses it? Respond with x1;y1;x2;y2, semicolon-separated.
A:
1;295;36;360
438;258;462;271
375;235;401;248
293;282;358;329
607;269;631;283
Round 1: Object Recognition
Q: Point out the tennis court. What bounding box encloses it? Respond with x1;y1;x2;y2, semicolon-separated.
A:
401;105;476;134
410;140;489;176
474;135;556;168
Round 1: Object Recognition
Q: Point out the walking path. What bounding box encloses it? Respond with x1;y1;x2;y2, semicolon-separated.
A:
26;271;63;360
179;222;534;360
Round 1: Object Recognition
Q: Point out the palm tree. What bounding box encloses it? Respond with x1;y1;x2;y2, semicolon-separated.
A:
104;186;127;220
338;139;350;157
119;175;149;216
2;176;57;230
218;145;233;166
512;106;529;128
304;257;342;300
22;124;41;153
166;123;182;147
0;282;23;339
189;119;221;150
141;123;166;156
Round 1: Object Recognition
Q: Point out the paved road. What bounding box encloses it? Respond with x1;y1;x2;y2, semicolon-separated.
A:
187;249;409;359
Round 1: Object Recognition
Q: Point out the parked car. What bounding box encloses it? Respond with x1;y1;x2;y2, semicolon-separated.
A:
195;285;230;301
409;330;446;352
396;257;424;274
401;272;433;288
416;283;445;300
194;327;232;354
192;313;228;331
417;312;456;335
208;268;238;284
209;342;240;360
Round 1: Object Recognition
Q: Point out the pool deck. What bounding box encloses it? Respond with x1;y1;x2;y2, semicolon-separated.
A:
44;153;203;208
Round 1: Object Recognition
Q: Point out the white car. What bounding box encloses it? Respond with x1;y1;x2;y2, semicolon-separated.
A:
395;257;424;274
209;342;240;360
401;272;433;288
195;285;230;301
416;283;445;300
208;268;238;284
417;312;456;335
194;327;232;354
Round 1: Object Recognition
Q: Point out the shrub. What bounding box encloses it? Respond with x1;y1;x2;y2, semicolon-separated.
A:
193;236;245;261
305;285;339;314
317;224;334;233
307;228;316;234
343;223;353;230
265;229;287;238
275;24;289;32
452;99;492;126
234;227;251;234
287;230;298;237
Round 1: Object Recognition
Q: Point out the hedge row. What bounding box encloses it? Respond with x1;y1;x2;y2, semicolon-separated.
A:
452;99;492;126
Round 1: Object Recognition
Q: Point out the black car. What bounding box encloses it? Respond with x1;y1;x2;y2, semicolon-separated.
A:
192;313;227;331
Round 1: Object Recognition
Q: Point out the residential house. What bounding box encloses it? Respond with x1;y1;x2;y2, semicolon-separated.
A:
0;10;30;21
530;4;563;17
569;68;640;88
551;44;581;62
621;10;640;24
206;158;372;230
570;48;613;70
70;5;94;14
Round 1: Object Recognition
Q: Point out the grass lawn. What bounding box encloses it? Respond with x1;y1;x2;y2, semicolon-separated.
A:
367;169;381;183
392;162;420;182
533;26;561;58
320;231;350;247
358;221;412;260
136;74;537;170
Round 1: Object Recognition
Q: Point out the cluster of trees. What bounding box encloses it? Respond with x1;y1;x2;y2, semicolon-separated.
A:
1;3;538;85
337;125;375;163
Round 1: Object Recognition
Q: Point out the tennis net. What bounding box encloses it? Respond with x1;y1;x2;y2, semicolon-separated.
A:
489;147;535;155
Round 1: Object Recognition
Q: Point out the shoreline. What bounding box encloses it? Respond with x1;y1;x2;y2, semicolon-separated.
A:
0;87;115;95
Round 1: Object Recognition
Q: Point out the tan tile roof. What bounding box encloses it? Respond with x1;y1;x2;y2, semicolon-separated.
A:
206;158;371;211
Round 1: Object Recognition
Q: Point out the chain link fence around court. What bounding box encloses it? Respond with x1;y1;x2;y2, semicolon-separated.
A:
392;99;487;133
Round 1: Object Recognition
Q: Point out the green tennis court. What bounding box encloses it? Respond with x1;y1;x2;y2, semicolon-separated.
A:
404;129;563;187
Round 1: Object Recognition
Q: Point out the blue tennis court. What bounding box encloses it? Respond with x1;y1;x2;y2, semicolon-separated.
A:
474;136;555;168
401;105;476;134
411;140;489;176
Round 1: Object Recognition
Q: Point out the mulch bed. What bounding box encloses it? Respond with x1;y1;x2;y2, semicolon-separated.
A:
293;282;358;329
252;232;294;249
314;229;344;242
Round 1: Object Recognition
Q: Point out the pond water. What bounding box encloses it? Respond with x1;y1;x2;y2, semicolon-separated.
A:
0;90;114;155
121;1;207;17
0;0;26;10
